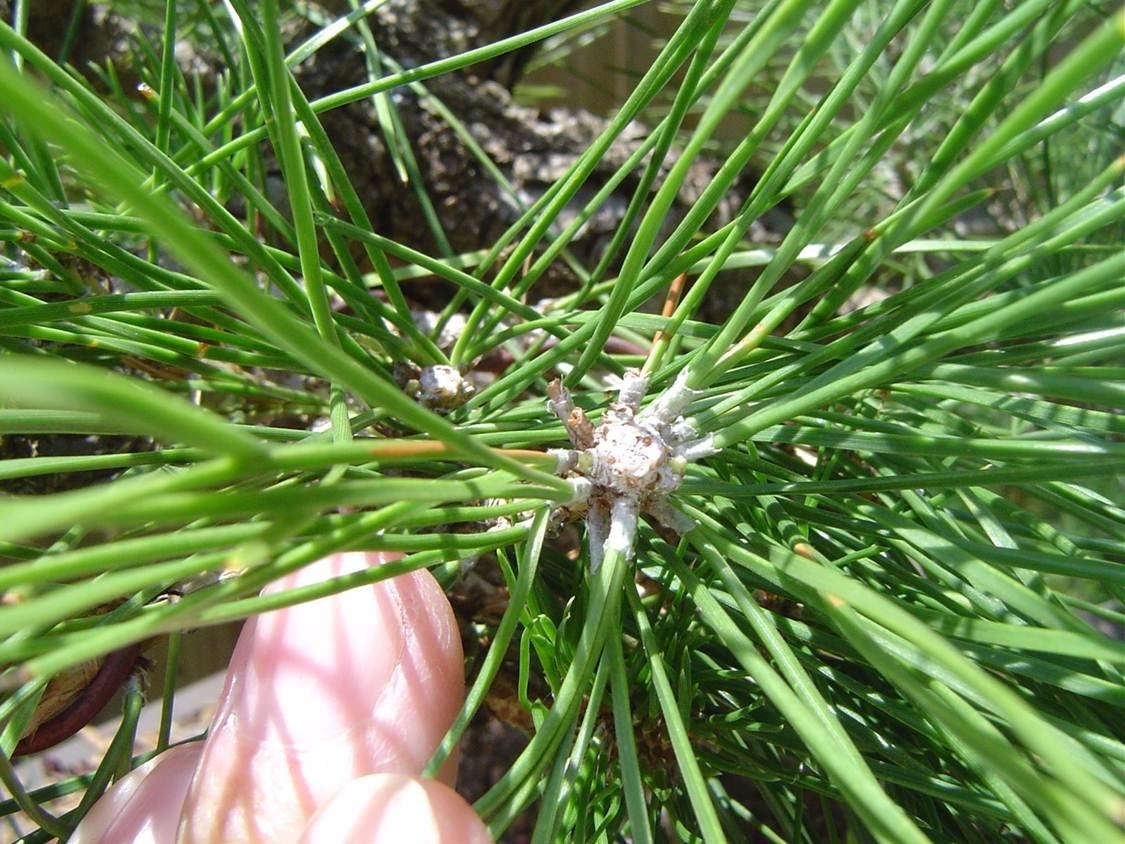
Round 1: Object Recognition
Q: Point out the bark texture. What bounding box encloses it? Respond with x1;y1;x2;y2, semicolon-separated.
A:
294;0;780;305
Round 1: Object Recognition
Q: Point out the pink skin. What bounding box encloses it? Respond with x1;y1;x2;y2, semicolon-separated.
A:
71;552;489;844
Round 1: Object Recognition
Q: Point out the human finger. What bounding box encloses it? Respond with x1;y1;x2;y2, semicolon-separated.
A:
175;551;464;843
298;773;491;844
70;742;202;844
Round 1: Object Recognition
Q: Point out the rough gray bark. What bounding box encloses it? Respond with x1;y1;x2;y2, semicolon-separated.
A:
1;0;132;75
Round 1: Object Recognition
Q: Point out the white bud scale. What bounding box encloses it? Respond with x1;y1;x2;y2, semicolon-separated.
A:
547;367;719;570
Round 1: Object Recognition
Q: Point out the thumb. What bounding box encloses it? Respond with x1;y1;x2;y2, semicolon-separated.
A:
178;551;466;842
72;552;469;844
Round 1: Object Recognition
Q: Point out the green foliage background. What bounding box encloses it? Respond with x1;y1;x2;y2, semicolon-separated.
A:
0;0;1122;841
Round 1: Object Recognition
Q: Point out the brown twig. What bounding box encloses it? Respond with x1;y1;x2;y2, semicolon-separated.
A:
652;272;688;346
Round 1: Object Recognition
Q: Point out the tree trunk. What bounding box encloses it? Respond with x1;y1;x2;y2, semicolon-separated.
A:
6;0;785;312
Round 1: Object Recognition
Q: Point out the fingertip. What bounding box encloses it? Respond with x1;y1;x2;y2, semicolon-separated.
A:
299;774;491;844
70;742;201;844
